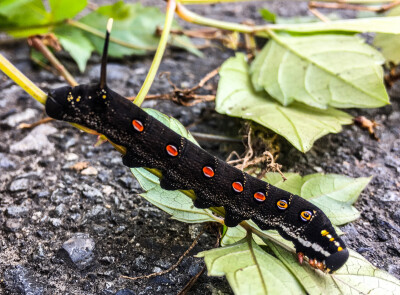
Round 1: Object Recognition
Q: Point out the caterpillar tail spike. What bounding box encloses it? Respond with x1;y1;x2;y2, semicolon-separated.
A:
45;20;350;274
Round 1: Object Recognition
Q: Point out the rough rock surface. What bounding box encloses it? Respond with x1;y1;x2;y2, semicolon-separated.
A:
1;1;399;294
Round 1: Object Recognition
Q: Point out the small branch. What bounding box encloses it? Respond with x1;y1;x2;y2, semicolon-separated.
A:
134;0;176;106
121;227;206;281
309;8;331;22
18;117;54;129
28;36;78;86
309;0;400;13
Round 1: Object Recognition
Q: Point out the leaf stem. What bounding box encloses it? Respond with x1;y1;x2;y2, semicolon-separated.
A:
134;0;176;106
0;53;47;104
66;19;156;51
29;36;78;87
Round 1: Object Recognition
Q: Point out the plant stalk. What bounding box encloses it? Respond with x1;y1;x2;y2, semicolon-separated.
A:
134;0;177;106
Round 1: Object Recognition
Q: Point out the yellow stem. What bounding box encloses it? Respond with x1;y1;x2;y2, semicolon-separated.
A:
134;0;177;106
0;53;47;104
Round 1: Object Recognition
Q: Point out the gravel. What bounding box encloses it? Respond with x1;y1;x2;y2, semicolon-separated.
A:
0;1;399;294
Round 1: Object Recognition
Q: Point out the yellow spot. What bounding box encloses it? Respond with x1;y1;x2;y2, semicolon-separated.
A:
329;237;335;242
102;95;107;99
76;96;81;102
321;230;329;236
337;247;343;252
67;93;74;102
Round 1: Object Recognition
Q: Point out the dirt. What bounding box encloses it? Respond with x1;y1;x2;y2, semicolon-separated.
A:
0;1;399;295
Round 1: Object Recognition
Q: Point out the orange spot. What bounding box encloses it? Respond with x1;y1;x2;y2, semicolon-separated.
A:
202;166;214;178
297;252;304;265
309;259;316;267
254;192;266;202
132;120;144;132
317;262;324;270
337;247;343;252
232;182;243;193
166;145;178;157
329;237;335;242
277;200;288;210
300;210;312;221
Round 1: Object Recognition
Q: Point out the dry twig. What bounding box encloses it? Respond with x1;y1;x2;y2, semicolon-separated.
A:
121;227;206;281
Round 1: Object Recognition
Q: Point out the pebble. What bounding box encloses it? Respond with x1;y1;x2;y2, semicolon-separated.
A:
10;124;57;155
1;108;38;127
4;219;22;232
81;166;98;175
377;231;389;241
58;233;96;271
82;185;102;199
65;153;79;161
8;178;30;192
6;206;29;217
3;265;44;295
382;191;400;202
49;218;62;227
393;209;400;225
87;205;108;218
0;153;16;170
115;289;136;295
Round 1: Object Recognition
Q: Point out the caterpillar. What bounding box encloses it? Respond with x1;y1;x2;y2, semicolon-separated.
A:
45;21;349;273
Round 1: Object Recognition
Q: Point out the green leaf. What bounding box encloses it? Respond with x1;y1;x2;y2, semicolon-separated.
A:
197;237;305;295
266;239;400;295
373;7;400;64
216;53;353;152
259;8;276;23
0;0;50;37
374;33;400;65
250;34;389;109
130;109;215;224
131;168;216;223
301;174;371;225
272;16;400;34
55;26;94;72
49;0;87;22
79;1;199;57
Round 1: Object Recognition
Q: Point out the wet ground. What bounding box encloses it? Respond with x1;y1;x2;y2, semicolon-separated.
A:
0;1;399;294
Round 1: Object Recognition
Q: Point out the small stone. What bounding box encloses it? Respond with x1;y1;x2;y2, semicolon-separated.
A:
3;265;44;295
6;206;29;217
393;209;400;225
55;204;66;216
87;205;107;217
81;166;98;176
82;185;102;199
0;154;16;170
377;231;389;241
116;289;135;295
8;178;29;192
382;191;400;202
2;108;38;127
65;153;79;161
58;233;96;271
49;218;62;227
4;219;22;232
10;124;57;155
102;185;114;196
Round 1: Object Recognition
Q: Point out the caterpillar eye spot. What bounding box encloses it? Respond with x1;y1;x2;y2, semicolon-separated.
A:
253;192;266;202
166;144;178;157
202;166;215;178
277;200;288;210
132;119;144;132
300;210;312;221
232;181;243;193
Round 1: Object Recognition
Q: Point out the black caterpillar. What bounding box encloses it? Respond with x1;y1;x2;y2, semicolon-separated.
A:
45;22;349;273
